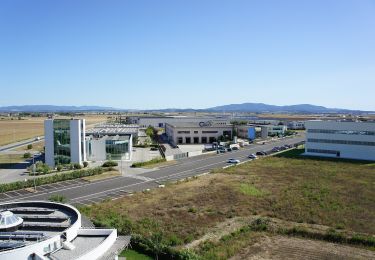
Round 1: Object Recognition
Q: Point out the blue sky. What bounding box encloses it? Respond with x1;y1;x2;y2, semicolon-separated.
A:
0;0;374;110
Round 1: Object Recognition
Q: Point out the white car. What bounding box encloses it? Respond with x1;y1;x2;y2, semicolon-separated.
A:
248;154;257;159
227;158;240;164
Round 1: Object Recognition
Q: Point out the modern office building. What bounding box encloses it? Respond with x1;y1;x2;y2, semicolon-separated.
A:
85;123;135;161
0;201;130;260
305;120;375;161
165;122;234;145
45;119;86;168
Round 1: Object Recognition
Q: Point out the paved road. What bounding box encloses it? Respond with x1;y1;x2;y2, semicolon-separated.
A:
0;137;44;153
0;135;305;206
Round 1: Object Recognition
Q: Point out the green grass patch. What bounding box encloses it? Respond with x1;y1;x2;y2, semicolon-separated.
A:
239;183;265;197
120;249;153;260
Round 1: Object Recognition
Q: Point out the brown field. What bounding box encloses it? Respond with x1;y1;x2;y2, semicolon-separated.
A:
0;115;108;146
82;154;375;258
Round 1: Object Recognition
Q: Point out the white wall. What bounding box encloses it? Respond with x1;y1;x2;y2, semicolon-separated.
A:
305;121;375;161
44;120;55;167
70;120;83;165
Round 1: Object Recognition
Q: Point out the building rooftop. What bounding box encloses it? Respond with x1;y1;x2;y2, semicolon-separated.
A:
166;122;233;128
0;202;78;252
86;123;139;135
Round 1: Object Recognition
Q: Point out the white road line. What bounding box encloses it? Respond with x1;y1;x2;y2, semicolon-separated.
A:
4;139;303;202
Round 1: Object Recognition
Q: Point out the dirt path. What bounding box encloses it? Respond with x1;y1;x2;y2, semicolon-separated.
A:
230;235;375;260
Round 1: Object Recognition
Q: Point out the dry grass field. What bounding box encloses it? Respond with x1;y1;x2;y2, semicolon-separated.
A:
81;152;375;259
0;115;108;146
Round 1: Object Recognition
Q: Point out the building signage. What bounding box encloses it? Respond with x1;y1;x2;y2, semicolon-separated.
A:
199;121;212;127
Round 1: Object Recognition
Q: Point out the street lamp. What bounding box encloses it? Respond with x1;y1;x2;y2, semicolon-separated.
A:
32;155;37;192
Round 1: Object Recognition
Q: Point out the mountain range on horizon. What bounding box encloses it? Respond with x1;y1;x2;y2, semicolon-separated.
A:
0;103;372;113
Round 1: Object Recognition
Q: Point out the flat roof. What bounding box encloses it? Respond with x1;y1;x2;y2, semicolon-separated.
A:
86;123;139;135
0;202;78;251
165;122;233;128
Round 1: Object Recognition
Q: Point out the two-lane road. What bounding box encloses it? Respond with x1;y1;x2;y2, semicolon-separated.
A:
0;135;304;205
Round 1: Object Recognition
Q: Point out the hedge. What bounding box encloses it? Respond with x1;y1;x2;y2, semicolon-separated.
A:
131;158;166;168
0;167;105;193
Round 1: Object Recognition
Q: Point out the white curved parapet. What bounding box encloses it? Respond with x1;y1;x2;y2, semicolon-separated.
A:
0;201;127;260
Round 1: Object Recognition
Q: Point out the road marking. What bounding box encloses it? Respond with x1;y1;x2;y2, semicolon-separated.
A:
3;138;304;203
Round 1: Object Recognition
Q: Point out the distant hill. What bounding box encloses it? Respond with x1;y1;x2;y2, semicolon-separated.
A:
0;103;371;113
205;103;367;113
0;105;119;112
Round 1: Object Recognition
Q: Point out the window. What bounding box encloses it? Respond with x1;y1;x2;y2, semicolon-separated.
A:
178;137;183;144
178;131;190;134
202;131;218;134
194;131;198;134
308;129;375;135
201;137;207;143
307;138;375;146
307;148;338;154
53;120;71;165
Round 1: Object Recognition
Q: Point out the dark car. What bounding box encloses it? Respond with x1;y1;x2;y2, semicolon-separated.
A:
232;146;239;151
256;151;267;156
226;148;233;152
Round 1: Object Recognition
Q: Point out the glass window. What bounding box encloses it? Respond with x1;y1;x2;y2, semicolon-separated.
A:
53;120;71;165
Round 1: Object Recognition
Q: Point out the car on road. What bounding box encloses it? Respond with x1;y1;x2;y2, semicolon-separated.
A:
226;147;233;152
217;149;226;153
248;154;257;159
256;151;267;156
232;146;239;151
227;158;240;164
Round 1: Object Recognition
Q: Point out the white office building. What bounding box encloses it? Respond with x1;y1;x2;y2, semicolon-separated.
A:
305;120;375;161
45;119;86;168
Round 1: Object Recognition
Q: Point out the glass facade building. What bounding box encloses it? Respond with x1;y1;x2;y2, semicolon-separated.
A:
53;120;71;165
105;137;130;160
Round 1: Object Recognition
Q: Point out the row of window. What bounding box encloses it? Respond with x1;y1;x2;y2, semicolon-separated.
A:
308;129;375;136
307;138;375;146
306;148;338;155
177;130;219;134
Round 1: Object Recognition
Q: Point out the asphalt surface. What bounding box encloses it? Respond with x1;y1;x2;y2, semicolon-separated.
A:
0;135;305;206
0;137;44;152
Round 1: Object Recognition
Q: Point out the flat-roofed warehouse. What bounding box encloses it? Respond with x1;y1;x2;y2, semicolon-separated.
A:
305;120;375;161
165;122;234;145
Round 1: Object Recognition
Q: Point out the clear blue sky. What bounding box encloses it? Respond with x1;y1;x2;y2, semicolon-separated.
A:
0;0;374;110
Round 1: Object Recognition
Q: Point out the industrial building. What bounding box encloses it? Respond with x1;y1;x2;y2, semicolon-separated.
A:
0;201;129;260
305;120;375;161
45;120;135;167
45;119;86;168
127;115;230;128
287;121;305;130
165;122;233;145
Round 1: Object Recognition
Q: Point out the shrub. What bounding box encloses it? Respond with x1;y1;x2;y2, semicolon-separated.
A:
131;158;166;168
56;165;63;172
0;167;105;193
83;161;89;168
27;144;33;150
102;161;118;167
73;163;82;169
23;152;32;159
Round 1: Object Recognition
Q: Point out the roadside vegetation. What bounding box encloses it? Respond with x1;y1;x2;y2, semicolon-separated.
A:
81;152;375;258
131;157;166;168
0;167;106;193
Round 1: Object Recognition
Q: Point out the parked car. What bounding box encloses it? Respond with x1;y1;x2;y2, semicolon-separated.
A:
226;148;233;152
271;147;280;153
227;158;240;164
248;154;257;159
232;146;239;151
256;151;267;156
217;149;226;153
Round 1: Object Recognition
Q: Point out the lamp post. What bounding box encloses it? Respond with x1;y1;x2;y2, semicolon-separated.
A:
32;155;36;192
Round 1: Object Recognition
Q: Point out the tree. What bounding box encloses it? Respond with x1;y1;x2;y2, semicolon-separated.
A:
27;144;33;150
